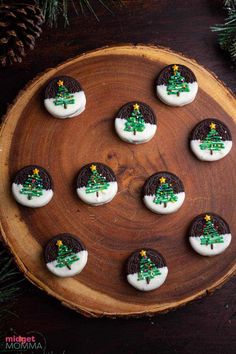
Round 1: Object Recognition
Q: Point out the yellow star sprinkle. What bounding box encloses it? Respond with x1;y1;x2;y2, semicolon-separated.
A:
56;240;63;247
172;64;179;72
159;177;166;184
90;164;97;172
210;122;216;130
140;250;146;257
133;103;140;110
33;168;39;175
57;80;64;86
204;214;211;222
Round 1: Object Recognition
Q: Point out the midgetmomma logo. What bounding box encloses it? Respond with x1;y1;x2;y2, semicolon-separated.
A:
4;334;43;351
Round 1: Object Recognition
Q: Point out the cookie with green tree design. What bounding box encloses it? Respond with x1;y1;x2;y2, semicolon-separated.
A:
189;213;232;256
126;249;168;291
12;165;53;208
76;162;118;206
44;233;88;277
156;64;198;106
190;118;232;161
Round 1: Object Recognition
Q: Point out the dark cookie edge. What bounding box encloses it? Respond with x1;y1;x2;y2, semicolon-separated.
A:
143;171;184;196
189;213;231;237
44;233;86;263
44;76;83;99
156;64;197;86
190;118;232;141
13;165;53;191
126;248;167;275
76;162;116;188
116;101;157;125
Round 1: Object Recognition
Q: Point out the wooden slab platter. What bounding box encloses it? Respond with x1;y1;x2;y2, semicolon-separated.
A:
0;45;236;318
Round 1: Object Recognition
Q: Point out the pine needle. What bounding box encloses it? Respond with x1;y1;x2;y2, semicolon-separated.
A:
211;0;236;61
37;0;122;27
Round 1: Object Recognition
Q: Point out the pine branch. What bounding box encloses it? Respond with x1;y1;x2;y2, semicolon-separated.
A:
211;0;236;61
37;0;123;27
0;245;24;322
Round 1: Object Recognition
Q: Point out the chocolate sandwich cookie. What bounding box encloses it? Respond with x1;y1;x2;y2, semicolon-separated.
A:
126;249;168;291
189;213;231;257
76;162;118;206
190;119;232;161
114;102;157;144
44;76;86;119
143;171;185;214
12;165;53;208
44;233;88;277
156;64;198;106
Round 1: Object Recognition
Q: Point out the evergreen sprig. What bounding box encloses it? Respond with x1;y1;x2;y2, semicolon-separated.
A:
211;0;236;61
37;0;122;27
0;245;24;321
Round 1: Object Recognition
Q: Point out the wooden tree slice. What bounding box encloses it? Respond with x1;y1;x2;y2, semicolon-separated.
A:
0;45;236;317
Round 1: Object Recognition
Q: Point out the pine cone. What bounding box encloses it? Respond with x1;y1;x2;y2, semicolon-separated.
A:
0;2;44;66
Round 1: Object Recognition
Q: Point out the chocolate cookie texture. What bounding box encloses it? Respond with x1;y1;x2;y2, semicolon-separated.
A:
143;172;185;214
44;76;86;119
156;64;198;106
12;165;53;208
115;102;157;144
189;213;231;256
76;163;118;206
44;233;88;277
190;119;232;161
126;249;168;291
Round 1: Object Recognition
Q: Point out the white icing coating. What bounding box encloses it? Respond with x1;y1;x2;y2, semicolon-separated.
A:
143;192;185;214
46;250;88;277
127;266;168;291
76;181;118;206
189;234;231;256
12;183;53;208
156;82;198;106
115;118;157;144
44;91;86;119
190;140;232;161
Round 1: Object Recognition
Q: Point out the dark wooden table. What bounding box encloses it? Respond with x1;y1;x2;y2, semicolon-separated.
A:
1;1;236;353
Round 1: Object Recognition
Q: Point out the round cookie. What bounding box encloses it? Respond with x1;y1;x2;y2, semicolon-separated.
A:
143;172;185;214
12;165;53;208
126;249;168;291
76;163;118;206
189;213;231;257
114;102;157;144
190;118;232;161
44;76;86;119
44;234;88;277
156;64;198;106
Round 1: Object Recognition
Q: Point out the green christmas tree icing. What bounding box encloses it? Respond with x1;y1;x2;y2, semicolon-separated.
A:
167;64;190;96
53;79;75;109
153;177;178;208
137;250;161;284
200;215;224;250
124;103;145;135
20;168;43;200
55;240;79;270
85;165;110;198
199;122;225;155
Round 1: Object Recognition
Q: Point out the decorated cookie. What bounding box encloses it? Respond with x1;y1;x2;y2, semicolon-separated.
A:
76;163;118;206
115;102;157;144
12;165;53;208
189;213;231;257
190;119;232;161
126;249;168;291
44;234;88;277
156;64;198;106
44;76;86;119
143;172;185;214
